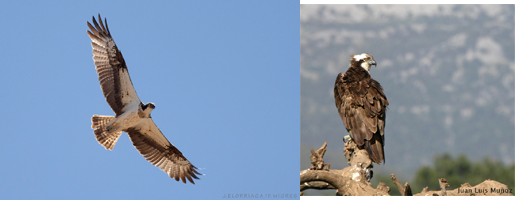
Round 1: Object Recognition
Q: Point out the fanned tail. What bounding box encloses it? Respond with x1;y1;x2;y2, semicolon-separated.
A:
91;115;122;150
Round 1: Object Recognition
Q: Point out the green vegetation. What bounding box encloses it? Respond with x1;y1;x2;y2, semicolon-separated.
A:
412;153;514;195
371;153;514;196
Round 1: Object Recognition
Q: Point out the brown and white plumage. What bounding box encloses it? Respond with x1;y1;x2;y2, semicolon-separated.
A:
87;15;138;116
87;14;201;183
334;53;388;164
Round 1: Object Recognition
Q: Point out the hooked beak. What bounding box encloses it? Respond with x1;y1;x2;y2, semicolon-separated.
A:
369;60;377;67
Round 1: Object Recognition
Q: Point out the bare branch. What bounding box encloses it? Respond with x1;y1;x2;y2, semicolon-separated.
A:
376;182;390;193
300;141;388;196
391;173;404;195
310;142;330;170
300;181;336;191
300;142;513;196
439;178;450;195
300;169;343;190
415;179;512;196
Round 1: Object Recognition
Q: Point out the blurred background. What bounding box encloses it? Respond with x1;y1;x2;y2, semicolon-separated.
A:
300;4;514;195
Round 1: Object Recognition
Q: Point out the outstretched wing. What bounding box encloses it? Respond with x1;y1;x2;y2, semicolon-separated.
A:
87;14;141;116
126;118;201;184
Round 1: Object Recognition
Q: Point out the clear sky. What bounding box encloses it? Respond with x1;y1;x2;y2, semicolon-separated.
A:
0;1;299;199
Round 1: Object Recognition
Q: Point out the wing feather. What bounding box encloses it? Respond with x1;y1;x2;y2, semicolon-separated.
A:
334;73;349;129
126;118;201;184
334;65;388;163
87;14;141;115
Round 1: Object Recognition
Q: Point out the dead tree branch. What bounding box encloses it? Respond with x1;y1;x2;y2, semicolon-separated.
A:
300;181;336;191
309;142;330;170
300;141;389;196
391;173;404;195
415;179;512;196
390;173;413;196
300;141;513;196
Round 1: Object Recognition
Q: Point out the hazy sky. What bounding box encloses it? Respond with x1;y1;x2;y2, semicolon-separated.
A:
0;1;299;199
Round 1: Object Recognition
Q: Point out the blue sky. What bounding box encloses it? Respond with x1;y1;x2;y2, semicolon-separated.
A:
0;1;299;199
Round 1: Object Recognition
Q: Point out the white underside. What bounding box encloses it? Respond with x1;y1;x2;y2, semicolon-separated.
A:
110;104;170;148
119;110;141;128
110;103;142;132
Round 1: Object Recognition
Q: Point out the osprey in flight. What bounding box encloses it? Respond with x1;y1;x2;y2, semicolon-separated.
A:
334;53;389;164
87;14;200;183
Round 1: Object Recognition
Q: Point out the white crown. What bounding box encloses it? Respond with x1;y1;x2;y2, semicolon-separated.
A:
352;53;367;61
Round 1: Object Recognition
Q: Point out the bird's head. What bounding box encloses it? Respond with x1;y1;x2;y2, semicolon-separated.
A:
351;53;376;72
145;102;156;110
140;102;155;118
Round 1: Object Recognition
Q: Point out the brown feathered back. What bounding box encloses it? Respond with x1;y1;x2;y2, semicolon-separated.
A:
334;55;388;164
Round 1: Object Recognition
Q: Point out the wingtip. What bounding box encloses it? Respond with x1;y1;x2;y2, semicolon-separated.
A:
188;179;195;184
96;13;102;24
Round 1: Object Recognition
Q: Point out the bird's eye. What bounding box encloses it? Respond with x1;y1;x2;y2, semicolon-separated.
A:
364;57;369;61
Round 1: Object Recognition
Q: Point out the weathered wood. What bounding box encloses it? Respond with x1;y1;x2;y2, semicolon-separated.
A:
301;141;513;196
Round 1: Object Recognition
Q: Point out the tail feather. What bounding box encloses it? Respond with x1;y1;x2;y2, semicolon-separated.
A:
364;133;385;164
91;115;122;150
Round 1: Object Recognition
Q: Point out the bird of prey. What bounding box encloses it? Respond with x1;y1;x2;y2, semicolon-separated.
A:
87;14;201;183
334;53;389;164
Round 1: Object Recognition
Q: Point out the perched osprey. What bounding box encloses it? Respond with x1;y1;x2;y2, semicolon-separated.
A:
87;14;200;184
334;53;389;164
